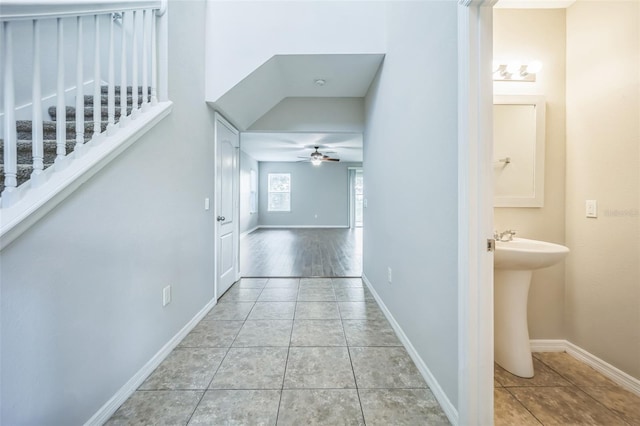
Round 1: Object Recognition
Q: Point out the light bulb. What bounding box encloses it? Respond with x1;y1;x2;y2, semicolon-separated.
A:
311;158;322;166
527;60;542;74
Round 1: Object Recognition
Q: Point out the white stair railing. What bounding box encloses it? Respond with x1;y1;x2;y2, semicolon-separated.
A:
0;0;168;208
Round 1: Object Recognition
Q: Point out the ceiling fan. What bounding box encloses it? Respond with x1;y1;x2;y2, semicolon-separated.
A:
298;146;340;165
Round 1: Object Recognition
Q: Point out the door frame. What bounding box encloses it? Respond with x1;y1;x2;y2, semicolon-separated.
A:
213;111;241;300
348;167;363;229
457;0;496;424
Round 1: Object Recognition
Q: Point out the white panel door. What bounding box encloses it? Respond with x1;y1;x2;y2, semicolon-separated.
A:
215;113;239;299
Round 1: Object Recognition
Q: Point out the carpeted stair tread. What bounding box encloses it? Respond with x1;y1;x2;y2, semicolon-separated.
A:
48;105;133;121
1;140;77;165
100;85;150;95
16;120;107;140
84;94;147;105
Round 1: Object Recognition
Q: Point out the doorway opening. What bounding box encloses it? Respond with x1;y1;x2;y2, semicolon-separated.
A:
349;168;364;229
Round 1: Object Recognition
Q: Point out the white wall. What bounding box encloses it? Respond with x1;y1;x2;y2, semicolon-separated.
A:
363;1;459;409
565;1;640;379
493;9;567;339
258;161;359;228
1;1;218;423
249;97;365;132
204;0;386;103
240;150;259;234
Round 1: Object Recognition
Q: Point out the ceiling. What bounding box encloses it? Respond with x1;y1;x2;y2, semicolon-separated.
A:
241;132;363;163
214;54;383;163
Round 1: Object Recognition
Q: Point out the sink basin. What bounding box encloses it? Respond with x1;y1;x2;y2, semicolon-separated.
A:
495;238;570;270
494;237;569;377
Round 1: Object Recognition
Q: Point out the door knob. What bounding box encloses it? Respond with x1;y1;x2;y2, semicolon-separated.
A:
217;216;225;222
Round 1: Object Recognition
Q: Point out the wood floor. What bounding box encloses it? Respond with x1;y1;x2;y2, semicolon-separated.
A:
240;228;363;277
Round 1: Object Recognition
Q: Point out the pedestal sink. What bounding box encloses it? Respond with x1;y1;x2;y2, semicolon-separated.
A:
494;238;569;377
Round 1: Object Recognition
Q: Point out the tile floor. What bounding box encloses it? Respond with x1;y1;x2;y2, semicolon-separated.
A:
107;277;450;425
494;352;640;425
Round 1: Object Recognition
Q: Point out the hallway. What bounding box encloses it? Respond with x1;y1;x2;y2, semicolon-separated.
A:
106;277;450;425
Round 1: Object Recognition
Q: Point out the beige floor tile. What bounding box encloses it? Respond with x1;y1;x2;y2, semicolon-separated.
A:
278;389;364;426
360;388;450;426
581;386;640;425
509;386;627;425
534;352;618;387
494;359;572;387
494;388;541;426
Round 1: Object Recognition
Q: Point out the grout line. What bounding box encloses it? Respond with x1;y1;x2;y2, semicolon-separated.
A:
275;296;297;426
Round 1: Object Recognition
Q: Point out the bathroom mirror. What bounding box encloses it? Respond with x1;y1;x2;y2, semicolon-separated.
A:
493;95;546;207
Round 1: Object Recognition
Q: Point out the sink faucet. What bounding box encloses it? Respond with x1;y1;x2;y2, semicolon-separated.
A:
494;229;517;242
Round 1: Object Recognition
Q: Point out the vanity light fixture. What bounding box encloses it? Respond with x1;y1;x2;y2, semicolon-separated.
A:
493;60;542;82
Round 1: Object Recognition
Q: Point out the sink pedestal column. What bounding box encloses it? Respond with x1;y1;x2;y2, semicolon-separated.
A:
494;269;534;378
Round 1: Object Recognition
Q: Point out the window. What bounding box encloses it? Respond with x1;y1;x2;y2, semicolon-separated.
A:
268;173;291;212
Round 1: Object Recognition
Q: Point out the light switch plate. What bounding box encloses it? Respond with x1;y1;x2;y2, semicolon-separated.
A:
586;200;597;218
163;285;171;306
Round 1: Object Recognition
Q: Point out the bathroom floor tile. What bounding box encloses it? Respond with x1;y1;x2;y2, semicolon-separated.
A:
494;359;572;387
509;386;627;425
332;278;364;288
297;286;336;301
258;288;299;302
290;320;346;346
232;320;293;347
205;302;254;321
494;388;541;426
295;302;341;319
248;302;296;320
209;347;288;390
580;385;640;425
265;278;300;289
178;319;243;348
342;320;400;346
284;347;356;389
338;302;386;321
335;287;373;302
138;347;226;390
188;390;280;425
350;347;426;389
105;390;203;426
359;388;450;426
534;352;618;387
277;389;364;426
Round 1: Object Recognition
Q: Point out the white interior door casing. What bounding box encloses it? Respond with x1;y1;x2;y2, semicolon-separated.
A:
214;113;240;299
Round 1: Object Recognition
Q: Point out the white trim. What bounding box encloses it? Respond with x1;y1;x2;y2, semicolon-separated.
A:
240;226;259;238
362;274;459;426
0;1;163;21
494;0;575;9
457;1;495;425
257;225;350;229
530;339;640;397
84;296;217;426
0;102;173;251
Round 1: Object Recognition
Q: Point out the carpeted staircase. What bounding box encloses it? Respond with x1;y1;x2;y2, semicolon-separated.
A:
0;86;148;194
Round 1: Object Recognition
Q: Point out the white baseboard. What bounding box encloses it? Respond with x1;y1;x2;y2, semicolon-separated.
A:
362;274;459;426
84;297;218;425
530;339;640;397
257;225;350;229
240;226;259;238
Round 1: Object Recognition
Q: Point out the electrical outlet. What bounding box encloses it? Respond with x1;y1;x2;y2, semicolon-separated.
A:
204;198;210;210
387;267;392;284
163;285;171;306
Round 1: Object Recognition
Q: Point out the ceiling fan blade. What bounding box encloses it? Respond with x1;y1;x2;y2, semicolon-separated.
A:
323;158;340;162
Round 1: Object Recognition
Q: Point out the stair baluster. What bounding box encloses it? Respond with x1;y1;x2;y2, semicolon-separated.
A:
31;19;45;187
2;21;18;206
141;9;149;113
107;14;116;135
93;15;102;140
131;10;139;120
55;18;67;168
75;16;85;154
151;9;158;106
119;11;129;128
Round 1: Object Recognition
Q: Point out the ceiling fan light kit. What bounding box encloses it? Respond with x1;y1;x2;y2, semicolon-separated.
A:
300;146;340;165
